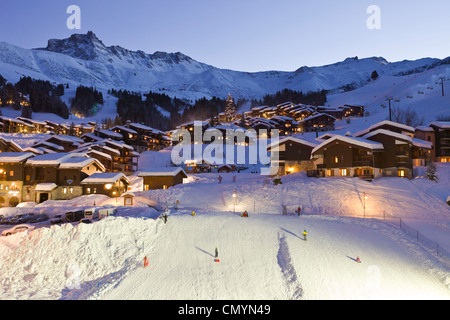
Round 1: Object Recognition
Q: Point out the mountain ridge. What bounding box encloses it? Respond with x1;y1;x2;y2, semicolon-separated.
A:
0;32;447;100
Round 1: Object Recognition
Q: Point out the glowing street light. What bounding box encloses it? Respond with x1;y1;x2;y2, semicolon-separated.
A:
363;192;368;218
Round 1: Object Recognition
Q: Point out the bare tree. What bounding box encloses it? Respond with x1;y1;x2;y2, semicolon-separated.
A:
391;106;424;127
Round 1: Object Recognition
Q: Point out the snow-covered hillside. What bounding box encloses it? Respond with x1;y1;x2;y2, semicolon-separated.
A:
0;32;447;101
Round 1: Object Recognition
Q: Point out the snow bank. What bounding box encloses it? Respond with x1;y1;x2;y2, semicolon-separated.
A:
0;216;161;300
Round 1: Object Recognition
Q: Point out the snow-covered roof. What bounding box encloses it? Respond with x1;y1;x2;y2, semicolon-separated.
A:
86;149;113;160
104;139;134;151
268;137;318;150
298;113;336;123
35;183;58;192
81;172;130;185
95;129;123;139
0;152;34;163
363;129;432;149
138;167;187;177
412;138;433;149
312;135;384;155
354;121;415;137
415;126;434;132
363;129;413;143
58;157;105;171
429;121;450;129
111;126;138;134
26;153;88;166
33;141;65;151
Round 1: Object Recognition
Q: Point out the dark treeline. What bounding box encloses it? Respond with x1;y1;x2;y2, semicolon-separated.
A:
0;75;69;119
180;97;226;124
70;86;104;118
261;88;328;107
111;89;227;130
114;89;174;131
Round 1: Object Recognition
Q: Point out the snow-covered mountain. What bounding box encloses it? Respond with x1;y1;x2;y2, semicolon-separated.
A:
0;31;448;101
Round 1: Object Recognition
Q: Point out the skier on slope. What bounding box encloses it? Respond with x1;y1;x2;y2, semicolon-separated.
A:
241;210;248;217
297;206;302;216
191;210;196;217
303;229;308;241
218;175;223;184
214;247;220;262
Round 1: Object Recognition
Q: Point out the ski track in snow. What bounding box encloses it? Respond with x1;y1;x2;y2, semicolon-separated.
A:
277;231;304;299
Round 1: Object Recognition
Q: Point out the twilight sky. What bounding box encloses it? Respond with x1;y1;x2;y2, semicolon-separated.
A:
1;0;450;72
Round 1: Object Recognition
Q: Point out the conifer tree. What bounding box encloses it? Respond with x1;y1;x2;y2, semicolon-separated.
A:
425;161;439;182
225;93;236;123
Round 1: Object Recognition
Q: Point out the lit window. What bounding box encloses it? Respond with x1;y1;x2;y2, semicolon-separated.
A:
334;156;339;164
69;187;73;194
86;188;91;194
63;188;67;194
9;171;13;177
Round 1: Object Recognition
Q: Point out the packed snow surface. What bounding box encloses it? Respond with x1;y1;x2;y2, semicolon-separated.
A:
0;164;449;300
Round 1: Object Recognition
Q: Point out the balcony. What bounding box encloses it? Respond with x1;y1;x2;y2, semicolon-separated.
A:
353;160;374;167
395;150;409;157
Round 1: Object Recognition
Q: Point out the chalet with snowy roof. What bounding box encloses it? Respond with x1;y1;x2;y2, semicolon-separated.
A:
31;135;82;153
269;116;297;136
267;137;318;176
311;127;432;180
111;126;138;145
298;113;336;133
127;122;171;152
362;129;432;177
138;167;187;190
343;105;365;118
0;116;34;134
17;117;47;133
23;153;106;203
82;139;139;174
81;172;130;198
311;135;385;180
0;152;35;207
429;121;450;163
94;128;124;141
0;137;24;153
315;106;346;120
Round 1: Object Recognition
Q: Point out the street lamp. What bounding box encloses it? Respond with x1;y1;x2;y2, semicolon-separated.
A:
233;190;237;213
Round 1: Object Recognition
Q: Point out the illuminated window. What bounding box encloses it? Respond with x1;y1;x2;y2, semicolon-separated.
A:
86;188;91;194
63;188;67;194
334;156;339;164
398;170;405;177
340;169;348;176
9;171;13;177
